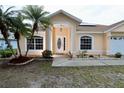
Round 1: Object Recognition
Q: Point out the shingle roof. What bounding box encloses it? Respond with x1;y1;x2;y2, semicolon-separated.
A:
104;20;124;32
77;24;109;32
109;20;124;28
77;20;124;32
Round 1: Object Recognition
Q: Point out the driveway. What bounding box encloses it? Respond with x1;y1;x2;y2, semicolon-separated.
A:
52;58;124;67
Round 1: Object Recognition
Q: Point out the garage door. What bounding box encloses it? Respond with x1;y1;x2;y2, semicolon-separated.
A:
110;36;124;54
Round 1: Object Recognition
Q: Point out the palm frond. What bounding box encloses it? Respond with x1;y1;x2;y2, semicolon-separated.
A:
0;5;3;9
22;5;50;32
9;12;32;38
4;6;15;15
22;5;36;21
0;7;2;16
39;17;51;29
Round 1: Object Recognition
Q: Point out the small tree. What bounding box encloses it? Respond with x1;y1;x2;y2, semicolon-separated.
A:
22;5;51;56
0;6;17;57
10;13;31;57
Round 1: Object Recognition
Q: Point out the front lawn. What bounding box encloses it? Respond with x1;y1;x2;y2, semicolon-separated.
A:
0;60;124;88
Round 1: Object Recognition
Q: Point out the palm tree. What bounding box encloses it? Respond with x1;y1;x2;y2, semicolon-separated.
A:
10;13;31;57
22;5;51;56
0;6;17;57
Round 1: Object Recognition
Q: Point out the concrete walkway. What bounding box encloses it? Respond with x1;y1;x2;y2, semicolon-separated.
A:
52;58;124;67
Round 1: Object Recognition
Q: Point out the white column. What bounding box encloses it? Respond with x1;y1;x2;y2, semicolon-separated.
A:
46;27;52;51
70;28;74;53
106;32;111;55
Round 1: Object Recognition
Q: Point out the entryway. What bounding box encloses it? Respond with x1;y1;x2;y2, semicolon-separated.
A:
52;24;71;54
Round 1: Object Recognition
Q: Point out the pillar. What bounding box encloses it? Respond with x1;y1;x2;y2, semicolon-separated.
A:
46;27;52;51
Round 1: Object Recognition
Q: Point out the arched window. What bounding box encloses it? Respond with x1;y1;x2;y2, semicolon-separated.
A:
80;36;92;50
27;36;43;50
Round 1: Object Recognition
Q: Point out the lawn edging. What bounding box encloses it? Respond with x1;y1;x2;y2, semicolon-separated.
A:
8;58;34;66
34;57;54;61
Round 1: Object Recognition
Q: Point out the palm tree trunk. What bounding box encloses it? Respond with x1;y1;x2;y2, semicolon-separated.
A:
25;31;34;57
5;38;17;58
17;39;22;57
25;23;37;57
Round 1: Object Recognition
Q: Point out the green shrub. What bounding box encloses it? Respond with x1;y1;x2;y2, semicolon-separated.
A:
42;50;52;58
0;49;17;58
0;50;12;58
68;51;73;59
89;55;94;58
115;52;122;58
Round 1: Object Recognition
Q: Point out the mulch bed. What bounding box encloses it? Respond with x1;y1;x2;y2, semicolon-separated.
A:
9;56;32;64
0;56;53;67
6;56;34;66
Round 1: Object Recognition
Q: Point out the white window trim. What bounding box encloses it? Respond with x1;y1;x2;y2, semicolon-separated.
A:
25;36;45;51
63;36;66;51
79;35;94;51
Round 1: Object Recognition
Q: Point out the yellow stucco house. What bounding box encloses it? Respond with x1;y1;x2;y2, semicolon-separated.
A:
19;10;124;56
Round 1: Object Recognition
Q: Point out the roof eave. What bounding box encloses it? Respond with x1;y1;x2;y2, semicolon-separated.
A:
48;9;82;23
104;21;124;33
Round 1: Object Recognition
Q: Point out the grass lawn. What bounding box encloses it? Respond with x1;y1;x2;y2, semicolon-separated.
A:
0;59;124;88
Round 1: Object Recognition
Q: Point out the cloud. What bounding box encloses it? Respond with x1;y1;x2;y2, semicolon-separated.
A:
90;6;124;25
4;5;124;25
45;5;124;25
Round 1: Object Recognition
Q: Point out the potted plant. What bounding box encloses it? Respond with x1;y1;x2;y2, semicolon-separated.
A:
42;50;52;58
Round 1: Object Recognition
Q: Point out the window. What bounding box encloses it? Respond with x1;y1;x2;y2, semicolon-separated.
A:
27;39;34;50
35;38;43;49
80;36;92;50
57;38;61;49
113;37;117;40
27;36;43;50
64;37;66;51
111;36;124;40
119;37;122;40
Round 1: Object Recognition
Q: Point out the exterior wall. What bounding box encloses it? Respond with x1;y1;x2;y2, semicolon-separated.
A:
19;31;46;56
75;33;106;55
103;33;107;53
104;32;111;55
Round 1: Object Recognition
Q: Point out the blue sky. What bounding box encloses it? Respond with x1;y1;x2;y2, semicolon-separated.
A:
4;5;124;25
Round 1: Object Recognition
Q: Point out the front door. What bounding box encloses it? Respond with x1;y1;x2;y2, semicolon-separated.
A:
56;36;65;53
